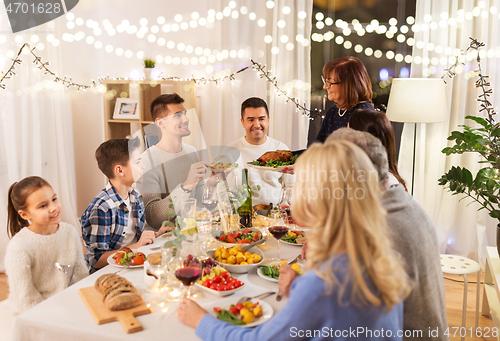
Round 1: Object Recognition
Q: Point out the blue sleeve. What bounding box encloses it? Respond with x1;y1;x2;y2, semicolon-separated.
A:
195;273;334;341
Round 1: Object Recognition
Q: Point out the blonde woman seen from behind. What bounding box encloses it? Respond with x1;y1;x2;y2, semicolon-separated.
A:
177;141;410;341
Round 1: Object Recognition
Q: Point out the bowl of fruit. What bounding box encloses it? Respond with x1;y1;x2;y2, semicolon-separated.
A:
207;245;264;274
195;261;245;296
212;228;264;248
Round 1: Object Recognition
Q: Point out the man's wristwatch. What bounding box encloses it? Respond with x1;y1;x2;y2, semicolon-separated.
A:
180;183;192;193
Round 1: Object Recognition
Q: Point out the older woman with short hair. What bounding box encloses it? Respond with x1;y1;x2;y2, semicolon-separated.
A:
315;56;374;142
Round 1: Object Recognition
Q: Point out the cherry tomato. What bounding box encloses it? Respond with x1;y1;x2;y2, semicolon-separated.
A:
137;252;145;258
203;279;212;287
235;303;243;312
227;284;235;290
229;306;239;315
213;307;221;313
130;255;144;265
221;271;229;279
115;259;122;265
213;274;223;283
210;283;218;291
217;284;225;291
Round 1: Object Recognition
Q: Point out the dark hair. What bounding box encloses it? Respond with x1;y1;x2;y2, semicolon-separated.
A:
7;176;51;238
349;109;408;191
150;93;185;121
95;137;140;179
240;97;269;119
322;56;373;110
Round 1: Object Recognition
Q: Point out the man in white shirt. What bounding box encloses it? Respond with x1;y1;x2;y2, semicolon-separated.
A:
228;97;292;206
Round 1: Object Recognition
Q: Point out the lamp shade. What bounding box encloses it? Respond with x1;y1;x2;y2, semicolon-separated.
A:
386;78;448;123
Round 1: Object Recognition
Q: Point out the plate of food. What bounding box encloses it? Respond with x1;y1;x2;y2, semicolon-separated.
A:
107;248;146;268
212;228;264;247
210;162;238;173
195;263;245;296
247;150;297;171
257;261;302;282
204;297;273;328
280;230;307;246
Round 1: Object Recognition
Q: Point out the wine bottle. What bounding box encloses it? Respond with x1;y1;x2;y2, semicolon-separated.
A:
237;168;253;227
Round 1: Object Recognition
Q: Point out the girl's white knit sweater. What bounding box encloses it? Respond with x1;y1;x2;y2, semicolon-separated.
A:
5;222;88;315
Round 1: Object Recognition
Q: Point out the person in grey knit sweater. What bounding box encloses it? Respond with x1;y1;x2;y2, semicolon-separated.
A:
327;128;448;340
138;93;220;231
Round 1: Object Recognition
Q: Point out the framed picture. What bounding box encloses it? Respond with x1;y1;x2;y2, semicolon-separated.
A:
113;98;140;120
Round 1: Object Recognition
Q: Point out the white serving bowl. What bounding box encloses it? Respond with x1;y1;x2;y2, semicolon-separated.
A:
207;247;264;274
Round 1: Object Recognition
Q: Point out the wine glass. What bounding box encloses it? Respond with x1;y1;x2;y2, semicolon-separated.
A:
268;223;289;262
174;248;203;299
279;186;293;227
202;186;218;219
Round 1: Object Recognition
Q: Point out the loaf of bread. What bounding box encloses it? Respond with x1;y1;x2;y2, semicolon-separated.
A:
146;252;161;265
95;274;143;311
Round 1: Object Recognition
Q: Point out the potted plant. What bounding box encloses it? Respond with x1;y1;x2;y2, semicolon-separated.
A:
438;38;500;254
143;58;156;80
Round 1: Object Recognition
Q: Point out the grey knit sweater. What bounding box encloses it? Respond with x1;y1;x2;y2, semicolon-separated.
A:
138;144;202;231
380;185;448;341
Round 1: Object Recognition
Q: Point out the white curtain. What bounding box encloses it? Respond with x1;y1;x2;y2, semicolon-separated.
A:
0;19;79;273
401;0;500;266
199;0;311;150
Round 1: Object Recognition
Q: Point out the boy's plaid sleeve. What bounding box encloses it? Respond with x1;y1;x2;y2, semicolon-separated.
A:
82;206;112;269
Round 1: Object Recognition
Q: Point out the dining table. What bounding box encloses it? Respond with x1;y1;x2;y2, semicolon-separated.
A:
11;227;304;341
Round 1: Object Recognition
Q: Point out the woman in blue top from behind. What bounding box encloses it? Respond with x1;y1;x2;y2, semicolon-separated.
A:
178;141;411;340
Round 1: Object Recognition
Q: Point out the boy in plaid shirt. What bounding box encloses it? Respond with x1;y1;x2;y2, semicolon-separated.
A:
81;137;169;273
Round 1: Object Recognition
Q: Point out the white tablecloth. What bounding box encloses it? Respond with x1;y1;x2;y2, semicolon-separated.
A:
12;235;302;341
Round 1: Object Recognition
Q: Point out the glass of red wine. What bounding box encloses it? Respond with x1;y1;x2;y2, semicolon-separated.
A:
174;252;202;299
268;225;289;261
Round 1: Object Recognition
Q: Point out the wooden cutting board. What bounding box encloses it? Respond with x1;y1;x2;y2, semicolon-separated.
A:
79;287;151;333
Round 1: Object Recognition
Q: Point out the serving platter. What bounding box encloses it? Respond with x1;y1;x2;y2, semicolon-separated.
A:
246;162;288;172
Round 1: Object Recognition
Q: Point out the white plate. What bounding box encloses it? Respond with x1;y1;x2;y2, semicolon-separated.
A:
203;297;273;328
256;267;279;283
194;282;245;297
246;162;288;172
280;239;304;246
107;251;144;268
210;166;237;173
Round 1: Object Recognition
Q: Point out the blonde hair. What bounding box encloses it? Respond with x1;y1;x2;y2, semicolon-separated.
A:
292;141;410;309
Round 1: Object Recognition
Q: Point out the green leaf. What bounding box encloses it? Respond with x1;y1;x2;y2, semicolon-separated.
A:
466;115;489;127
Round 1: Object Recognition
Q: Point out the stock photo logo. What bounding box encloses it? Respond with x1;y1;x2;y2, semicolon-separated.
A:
4;0;79;33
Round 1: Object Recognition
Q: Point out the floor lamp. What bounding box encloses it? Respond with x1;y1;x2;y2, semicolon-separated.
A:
386;78;448;195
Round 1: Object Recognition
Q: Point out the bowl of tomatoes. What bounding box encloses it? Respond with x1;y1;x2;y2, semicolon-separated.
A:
212;228;264;248
107;248;146;268
195;267;245;296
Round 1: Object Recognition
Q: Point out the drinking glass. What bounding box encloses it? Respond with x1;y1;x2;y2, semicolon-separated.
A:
279;186;293;226
202;186;218;223
268;223;289;261
174;243;203;299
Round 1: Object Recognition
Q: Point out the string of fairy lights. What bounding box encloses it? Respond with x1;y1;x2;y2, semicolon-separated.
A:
0;42;316;118
1;0;498;115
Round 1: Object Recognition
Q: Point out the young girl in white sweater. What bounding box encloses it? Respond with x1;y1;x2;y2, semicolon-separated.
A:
5;176;88;316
